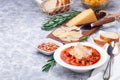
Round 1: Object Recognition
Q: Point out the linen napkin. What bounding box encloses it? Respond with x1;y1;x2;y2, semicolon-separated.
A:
87;43;120;80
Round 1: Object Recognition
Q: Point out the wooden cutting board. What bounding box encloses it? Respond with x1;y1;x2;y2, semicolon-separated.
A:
47;10;106;44
47;24;101;44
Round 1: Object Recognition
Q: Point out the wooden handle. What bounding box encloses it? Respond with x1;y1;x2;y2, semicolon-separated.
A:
93;17;115;27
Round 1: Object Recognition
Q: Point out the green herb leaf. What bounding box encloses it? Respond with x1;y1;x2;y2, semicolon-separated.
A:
42;58;56;72
42;10;81;31
79;36;89;42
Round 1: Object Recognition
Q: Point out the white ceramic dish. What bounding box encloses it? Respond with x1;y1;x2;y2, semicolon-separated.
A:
54;42;108;72
37;38;63;55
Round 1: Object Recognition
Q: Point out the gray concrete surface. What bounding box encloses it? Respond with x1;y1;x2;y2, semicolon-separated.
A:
0;0;120;80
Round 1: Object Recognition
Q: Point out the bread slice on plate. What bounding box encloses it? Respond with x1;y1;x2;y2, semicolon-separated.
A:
100;31;119;43
42;0;58;15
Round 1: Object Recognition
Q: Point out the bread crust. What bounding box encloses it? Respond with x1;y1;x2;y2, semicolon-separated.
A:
65;0;70;11
60;0;70;12
43;0;59;15
100;32;119;43
93;36;107;46
42;0;70;15
93;31;120;46
61;0;66;12
55;0;62;13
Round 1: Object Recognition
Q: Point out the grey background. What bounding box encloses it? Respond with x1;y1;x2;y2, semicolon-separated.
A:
0;0;120;80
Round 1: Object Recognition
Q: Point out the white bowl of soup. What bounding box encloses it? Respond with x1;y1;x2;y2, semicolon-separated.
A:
54;42;108;72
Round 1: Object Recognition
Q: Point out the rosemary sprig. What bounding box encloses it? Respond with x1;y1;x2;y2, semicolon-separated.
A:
42;10;81;31
42;58;56;72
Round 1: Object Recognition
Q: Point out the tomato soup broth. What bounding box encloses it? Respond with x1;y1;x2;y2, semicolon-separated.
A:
60;46;101;66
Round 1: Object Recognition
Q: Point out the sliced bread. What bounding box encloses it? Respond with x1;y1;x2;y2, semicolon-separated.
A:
60;0;70;12
55;0;62;13
43;0;58;15
42;0;70;15
60;0;67;12
93;31;119;46
64;0;70;11
100;32;119;43
93;36;107;46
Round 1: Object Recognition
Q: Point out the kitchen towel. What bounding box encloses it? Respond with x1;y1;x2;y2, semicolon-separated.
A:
87;43;120;80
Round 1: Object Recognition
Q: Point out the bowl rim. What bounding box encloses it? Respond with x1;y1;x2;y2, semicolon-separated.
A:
54;42;108;70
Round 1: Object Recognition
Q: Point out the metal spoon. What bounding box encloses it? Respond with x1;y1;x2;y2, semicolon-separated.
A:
103;41;120;80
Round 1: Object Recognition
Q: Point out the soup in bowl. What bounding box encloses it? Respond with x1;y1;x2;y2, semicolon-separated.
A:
54;42;108;72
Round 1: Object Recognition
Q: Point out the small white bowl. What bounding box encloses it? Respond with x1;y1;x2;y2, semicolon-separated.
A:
54;42;108;72
37;38;63;55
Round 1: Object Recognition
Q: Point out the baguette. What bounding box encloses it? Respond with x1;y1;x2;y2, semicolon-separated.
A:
43;0;58;15
64;0;70;11
93;31;119;46
93;36;107;46
56;0;62;13
100;32;119;43
66;0;70;11
42;0;70;15
60;0;66;12
60;0;70;12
